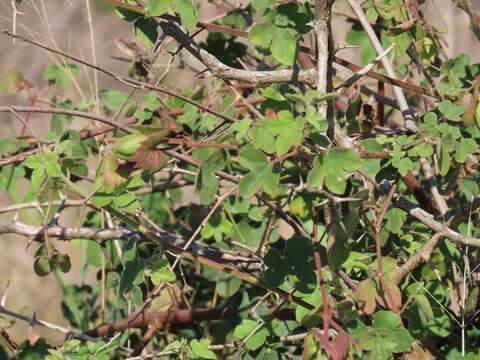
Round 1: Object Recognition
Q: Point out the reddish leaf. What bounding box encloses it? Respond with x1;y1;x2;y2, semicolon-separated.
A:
404;344;435;360
313;329;349;360
265;108;277;119
356;278;376;315
131;146;165;170
375;278;402;312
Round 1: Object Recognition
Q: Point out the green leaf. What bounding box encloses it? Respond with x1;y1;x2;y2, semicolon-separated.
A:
201;213;232;242
134;17;159;49
352;311;413;358
460;178;479;200
251;127;276;154
307;155;326;187
119;243;145;294
195;149;225;204
25;154;41;169
373;311;401;331
455;138;477;163
188;339;216;359
238;149;268;170
249;23;274;48
18;338;50;359
270;28;298;65
149;259;176;284
289;195;313;219
100;90;130;111
307;149;362;193
239;163;279;198
102;153;127;187
172;0;198;31
197;169;218;205
285;236;316;289
396;157;415;176
263;248;288;287
465;286;479;314
215;272;241;298
143;92;162;111
43;63;79;89
87;241;103;267
45;161;62;177
414;294;434;322
385;208;405;235
324;170;347;194
113;192;140;213
234;320;268;351
31;168;44;190
426;313;452;337
147;0;172;16
251;0;275;11
113;134;147;161
0;138;14;154
438;100;465;122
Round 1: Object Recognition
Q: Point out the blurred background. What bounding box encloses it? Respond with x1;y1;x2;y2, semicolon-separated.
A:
0;0;479;344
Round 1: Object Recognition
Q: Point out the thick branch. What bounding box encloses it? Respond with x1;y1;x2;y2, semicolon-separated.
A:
159;21;317;86
85;308;229;337
0;221;134;241
85;307;294;338
105;0;434;97
420;158;448;216
395;197;480;247
0;305;94;341
392;233;445;284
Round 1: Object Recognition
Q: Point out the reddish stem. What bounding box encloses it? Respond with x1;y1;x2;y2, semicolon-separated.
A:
313;211;330;337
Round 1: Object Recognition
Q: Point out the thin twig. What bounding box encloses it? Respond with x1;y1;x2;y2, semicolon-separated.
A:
0;305;94;341
313;210;330;337
2;30;239;124
346;0;416;130
392;233;445;284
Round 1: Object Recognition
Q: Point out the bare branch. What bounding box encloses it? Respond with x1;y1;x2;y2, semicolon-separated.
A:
85;307;230;338
159;21;317;86
106;0;435;98
0;305;94;341
0;105;131;132
313;0;334;120
346;0;416;130
392;233;445;284
395;197;480;247
0;180;188;214
2;30;238;124
420;158;449;216
0;221;134;241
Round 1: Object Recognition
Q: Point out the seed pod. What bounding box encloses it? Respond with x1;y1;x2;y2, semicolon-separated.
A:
53;254;72;273
33;256;51;277
113;134;147;160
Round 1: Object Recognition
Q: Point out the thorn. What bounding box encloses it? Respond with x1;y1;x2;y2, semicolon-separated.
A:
194;68;209;78
1;280;10;306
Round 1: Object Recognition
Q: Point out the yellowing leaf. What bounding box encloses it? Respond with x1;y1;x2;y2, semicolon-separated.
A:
103;152;127;187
